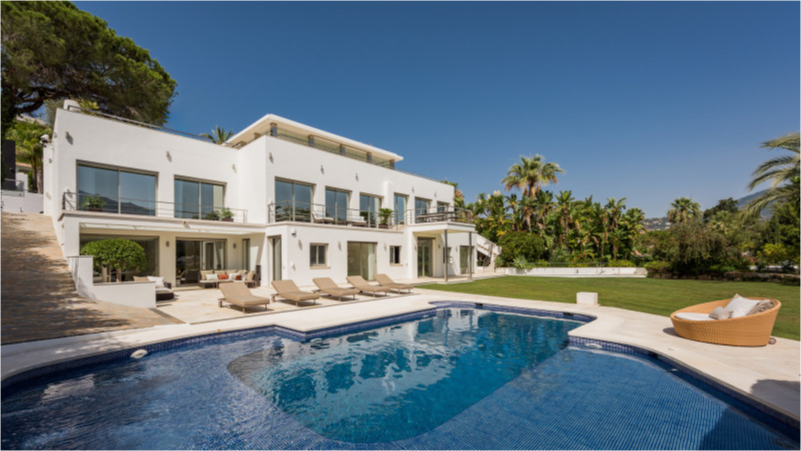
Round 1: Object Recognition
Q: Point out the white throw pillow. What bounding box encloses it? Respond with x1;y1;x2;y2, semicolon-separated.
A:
206;274;219;281
708;306;731;320
724;294;761;319
147;276;165;288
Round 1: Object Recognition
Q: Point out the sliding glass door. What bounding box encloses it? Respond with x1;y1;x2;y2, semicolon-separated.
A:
275;180;313;222
347;242;377;281
175;239;226;286
174;179;224;220
77;164;156;215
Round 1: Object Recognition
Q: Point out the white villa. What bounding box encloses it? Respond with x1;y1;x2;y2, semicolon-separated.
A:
43;102;497;306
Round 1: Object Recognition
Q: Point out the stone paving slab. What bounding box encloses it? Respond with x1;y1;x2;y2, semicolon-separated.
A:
1;213;177;345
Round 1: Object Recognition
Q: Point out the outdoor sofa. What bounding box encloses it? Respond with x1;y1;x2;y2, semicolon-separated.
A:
199;270;256;288
134;276;174;301
670;296;781;347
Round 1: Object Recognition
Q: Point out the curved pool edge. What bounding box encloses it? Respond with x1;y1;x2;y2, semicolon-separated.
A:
2;295;798;437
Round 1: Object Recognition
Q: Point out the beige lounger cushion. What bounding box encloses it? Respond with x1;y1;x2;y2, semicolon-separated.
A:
219;282;271;306
314;278;359;297
272;280;320;302
346;276;390;293
374;274;413;290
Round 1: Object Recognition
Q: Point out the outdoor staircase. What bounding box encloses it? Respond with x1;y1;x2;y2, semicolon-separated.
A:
475;234;501;270
0;212;175;345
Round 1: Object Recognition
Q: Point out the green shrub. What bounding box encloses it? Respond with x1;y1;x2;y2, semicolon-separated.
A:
607;259;635;267
644;261;672;276
80;239;146;282
497;232;546;265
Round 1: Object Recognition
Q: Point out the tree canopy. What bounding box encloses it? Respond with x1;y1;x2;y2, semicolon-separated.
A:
200;126;235;144
742;132;800;218
1;1;178;139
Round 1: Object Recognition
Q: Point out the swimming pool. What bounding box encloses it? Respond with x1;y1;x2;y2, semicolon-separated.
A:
2;303;798;449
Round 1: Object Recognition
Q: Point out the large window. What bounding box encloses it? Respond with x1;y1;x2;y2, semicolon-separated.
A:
347;242;377;280
437;202;450;213
360;194;381;228
174;179;224;220
275;180;313;222
77;164;156;215
310;244;328;268
325;188;349;224
394;194;407;225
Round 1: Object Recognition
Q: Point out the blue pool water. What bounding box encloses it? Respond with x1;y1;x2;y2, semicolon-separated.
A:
2;306;798;450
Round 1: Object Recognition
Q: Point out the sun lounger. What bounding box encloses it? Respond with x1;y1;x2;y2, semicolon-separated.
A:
313;277;359;300
219;282;271;314
272;279;320;305
374;274;414;294
670;297;781;346
346;276;390;297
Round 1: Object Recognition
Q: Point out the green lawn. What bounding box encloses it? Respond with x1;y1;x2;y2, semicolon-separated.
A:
419;277;800;340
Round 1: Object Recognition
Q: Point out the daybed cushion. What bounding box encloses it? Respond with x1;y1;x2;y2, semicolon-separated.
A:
206;273;219;281
147;276;165;288
724;294;761;319
155;288;172;294
748;300;775;316
200;270;215;281
219;274;229;280
708;306;731;320
674;312;715;322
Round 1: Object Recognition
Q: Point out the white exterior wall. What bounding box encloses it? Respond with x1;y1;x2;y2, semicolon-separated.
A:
44;107;476;292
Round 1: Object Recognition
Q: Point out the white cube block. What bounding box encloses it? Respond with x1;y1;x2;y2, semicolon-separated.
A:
577;292;598;305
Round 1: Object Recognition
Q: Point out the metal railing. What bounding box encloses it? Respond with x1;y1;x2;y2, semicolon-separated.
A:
267;201;474;228
65;105;212;143
63;192;248;223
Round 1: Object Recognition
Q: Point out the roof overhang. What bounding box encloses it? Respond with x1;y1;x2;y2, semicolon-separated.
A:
227;114;403;162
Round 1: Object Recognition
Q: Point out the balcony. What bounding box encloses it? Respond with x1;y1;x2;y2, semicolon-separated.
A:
62;192;248;223
267;201;473;229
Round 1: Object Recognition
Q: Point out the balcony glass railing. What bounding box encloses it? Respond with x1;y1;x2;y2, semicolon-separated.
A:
62;192;248;223
268;201;474;228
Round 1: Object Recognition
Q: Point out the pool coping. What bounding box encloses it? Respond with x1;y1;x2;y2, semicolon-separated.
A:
2;292;798;432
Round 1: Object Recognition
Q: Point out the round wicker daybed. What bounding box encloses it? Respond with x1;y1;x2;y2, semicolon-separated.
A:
670;298;781;347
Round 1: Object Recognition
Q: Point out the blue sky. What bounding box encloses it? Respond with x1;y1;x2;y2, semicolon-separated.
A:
75;2;799;218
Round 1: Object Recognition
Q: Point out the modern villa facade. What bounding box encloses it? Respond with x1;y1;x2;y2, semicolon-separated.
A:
44;103;489;296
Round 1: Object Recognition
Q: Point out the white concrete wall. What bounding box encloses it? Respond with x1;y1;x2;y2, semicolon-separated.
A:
1;191;43;213
67;256;156;309
49;109;244;220
238;135;455;219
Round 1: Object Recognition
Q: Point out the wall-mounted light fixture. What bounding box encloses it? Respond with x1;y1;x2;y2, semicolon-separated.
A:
166;241;170;248
291;229;297;237
232;164;236;171
233;242;237;249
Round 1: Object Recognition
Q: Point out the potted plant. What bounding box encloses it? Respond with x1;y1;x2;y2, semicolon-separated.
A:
204;210;221;221
81;195;106;212
219;208;235;222
378;208;394;229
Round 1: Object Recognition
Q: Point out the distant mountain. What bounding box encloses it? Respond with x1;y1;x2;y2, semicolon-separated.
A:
736;189;773;218
643;217;670;231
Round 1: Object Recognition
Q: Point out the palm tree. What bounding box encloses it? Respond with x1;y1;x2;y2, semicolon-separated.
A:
502;154;565;199
200;126;234;144
667;197;701;224
742;132;800;218
554;190;575;248
604;197;627;230
7;120;48;193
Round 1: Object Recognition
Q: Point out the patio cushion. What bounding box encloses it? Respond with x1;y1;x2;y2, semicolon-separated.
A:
748;300;775;316
674;312;715;321
147;276;165;288
206;273;219;281
200;270;215;280
724;294;760;319
219;274;229;280
708;306;730;320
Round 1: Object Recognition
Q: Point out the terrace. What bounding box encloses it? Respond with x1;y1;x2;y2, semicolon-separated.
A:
267;201;474;229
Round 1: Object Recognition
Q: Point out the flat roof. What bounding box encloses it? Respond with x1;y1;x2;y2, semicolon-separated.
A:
227;114;403;162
